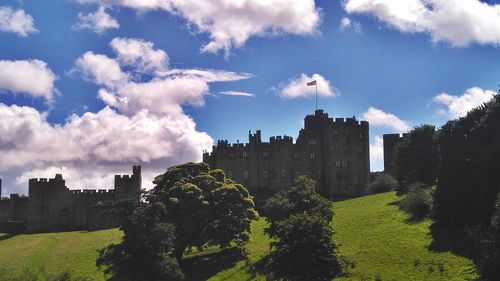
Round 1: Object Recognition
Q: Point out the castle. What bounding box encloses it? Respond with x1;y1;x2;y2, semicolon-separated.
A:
0;166;141;233
203;110;370;197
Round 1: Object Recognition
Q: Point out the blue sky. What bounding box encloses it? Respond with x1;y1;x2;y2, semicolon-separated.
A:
0;0;499;195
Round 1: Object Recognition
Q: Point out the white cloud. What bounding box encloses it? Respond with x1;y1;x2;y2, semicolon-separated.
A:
432;87;496;119
362;107;410;133
76;0;321;56
0;6;37;37
344;0;500;47
0;59;57;100
340;16;362;32
219;91;254;97
110;37;168;72
1;37;254;195
370;135;384;168
279;73;337;99
74;6;119;34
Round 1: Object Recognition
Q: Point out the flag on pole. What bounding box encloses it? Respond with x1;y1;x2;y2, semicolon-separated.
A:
307;80;317;86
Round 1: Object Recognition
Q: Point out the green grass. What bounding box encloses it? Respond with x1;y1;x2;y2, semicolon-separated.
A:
0;192;478;280
333;192;477;281
0;229;122;280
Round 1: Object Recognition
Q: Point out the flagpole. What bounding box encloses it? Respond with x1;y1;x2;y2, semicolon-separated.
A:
315;83;318;110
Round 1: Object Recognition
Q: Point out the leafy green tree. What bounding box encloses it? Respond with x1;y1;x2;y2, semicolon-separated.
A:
434;95;500;226
149;162;258;259
263;176;332;237
268;213;344;281
394;125;439;193
96;200;184;281
368;173;397;194
399;183;433;220
475;193;500;280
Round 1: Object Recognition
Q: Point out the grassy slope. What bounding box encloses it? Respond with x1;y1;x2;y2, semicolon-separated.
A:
0;192;478;280
0;229;122;280
333;192;477;281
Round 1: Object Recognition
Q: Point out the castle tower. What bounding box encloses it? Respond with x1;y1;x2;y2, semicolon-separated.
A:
114;166;142;201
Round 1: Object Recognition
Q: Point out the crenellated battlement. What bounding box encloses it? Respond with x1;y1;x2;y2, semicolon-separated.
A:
269;135;293;144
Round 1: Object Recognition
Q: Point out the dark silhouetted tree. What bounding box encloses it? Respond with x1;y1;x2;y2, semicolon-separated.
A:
263;176;332;237
434;95;500;226
268;213;343;281
394;124;439;194
97;200;184;281
368;173;397;194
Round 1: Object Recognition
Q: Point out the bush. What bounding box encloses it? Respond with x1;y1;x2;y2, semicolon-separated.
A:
268;213;344;281
399;183;433;220
369;173;397;194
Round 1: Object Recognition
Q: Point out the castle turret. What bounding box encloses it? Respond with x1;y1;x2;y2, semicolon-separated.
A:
114;166;142;201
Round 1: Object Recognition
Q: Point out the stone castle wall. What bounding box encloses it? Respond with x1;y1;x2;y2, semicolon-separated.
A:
0;166;141;233
203;110;370;197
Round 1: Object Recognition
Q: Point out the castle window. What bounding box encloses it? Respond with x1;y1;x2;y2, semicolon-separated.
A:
227;170;233;178
294;152;300;159
336;161;341;167
262;151;268;159
242;151;248;158
356;145;363;152
308;139;316;145
281;169;286;178
294;171;300;178
243;170;248;179
359;133;363;139
317;171;321;179
331;144;336;152
263;170;268;179
229;152;234;159
342;161;348;167
310;152;316;160
334;130;338;136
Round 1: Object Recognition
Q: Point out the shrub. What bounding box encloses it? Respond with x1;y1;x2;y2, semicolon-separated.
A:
399;183;433;220
268;213;344;281
369;173;397;194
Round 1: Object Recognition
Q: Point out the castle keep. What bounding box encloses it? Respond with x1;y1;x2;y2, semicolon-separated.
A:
203;110;370;196
0;166;141;233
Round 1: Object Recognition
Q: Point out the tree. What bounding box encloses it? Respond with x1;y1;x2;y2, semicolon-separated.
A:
96;200;184;281
434;95;500;226
149;162;258;259
268;213;343;281
368;173;397;194
394;124;439;194
263;176;332;237
475;193;500;280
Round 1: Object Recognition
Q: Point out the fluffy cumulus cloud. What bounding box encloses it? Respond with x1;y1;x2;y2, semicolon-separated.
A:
362;107;410;133
76;0;321;56
0;37;252;194
280;73;337;99
110;37;168;73
0;6;37;37
432;87;497;119
74;6;119;34
344;0;500;47
0;59;57;99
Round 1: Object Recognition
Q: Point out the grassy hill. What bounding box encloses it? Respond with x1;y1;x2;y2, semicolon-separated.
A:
0;192;478;280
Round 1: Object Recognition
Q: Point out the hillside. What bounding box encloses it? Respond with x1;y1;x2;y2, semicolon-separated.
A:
0;192;478;280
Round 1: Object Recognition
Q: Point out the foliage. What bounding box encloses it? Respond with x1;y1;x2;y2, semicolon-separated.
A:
96;200;184;281
472;193;500;280
149;162;258;259
0;269;92;281
434;95;500;226
263;176;332;237
268;213;344;281
368;173;397;194
399;183;433;220
393;125;439;194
